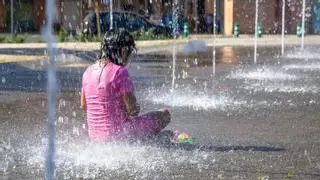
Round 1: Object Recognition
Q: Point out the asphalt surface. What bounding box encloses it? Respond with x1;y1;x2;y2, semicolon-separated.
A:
0;43;320;179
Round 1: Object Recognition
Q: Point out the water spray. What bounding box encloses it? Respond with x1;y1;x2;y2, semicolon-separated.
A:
110;0;113;29
281;0;286;56
254;0;259;64
43;0;57;179
212;0;216;76
301;0;306;50
171;0;178;91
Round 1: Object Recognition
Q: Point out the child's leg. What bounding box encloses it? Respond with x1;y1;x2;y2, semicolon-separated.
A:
141;108;171;132
124;109;171;139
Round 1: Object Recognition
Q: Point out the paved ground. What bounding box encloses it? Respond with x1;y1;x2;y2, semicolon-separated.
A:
0;41;320;179
1;34;319;63
1;34;320;48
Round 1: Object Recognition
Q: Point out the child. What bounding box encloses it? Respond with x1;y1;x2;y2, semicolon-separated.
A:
80;29;170;142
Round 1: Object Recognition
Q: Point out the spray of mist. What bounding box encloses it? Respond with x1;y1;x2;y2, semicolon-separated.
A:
42;0;57;179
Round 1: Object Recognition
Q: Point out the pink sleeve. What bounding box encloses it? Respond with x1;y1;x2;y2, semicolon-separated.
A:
115;68;134;94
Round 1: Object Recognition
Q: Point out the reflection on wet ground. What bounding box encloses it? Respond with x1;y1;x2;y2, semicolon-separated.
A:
1;44;320;179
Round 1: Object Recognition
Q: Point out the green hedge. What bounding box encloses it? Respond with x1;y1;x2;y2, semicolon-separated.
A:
0;28;172;43
66;28;170;42
0;34;27;43
132;28;171;41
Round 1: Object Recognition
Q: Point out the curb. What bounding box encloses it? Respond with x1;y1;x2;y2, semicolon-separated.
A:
1;35;320;63
0;55;47;63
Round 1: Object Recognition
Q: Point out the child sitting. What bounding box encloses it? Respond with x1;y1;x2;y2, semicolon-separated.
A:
80;29;170;142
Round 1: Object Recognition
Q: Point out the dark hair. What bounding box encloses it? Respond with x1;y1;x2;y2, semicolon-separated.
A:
99;29;136;65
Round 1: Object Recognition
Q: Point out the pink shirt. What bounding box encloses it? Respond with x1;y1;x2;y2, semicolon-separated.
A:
82;62;134;141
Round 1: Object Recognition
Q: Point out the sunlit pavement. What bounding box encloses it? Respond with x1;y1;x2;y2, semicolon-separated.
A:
1;34;320;63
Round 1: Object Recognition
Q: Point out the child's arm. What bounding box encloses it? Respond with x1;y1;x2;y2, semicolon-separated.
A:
80;91;86;110
122;92;140;116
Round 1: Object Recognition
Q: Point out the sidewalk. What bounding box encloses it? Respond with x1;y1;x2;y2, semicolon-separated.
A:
191;34;320;46
1;34;320;48
0;34;320;63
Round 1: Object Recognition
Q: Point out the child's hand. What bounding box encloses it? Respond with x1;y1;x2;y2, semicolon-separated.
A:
123;92;140;116
80;105;86;111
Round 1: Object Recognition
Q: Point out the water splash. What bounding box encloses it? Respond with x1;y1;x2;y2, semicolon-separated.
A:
243;82;318;93
0;139;14;175
286;49;320;59
283;63;320;71
227;67;297;81
146;87;245;110
27;141;212;179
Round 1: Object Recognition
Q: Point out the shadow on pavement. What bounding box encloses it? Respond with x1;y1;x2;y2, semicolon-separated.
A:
142;130;286;153
221;169;320;178
168;143;286;152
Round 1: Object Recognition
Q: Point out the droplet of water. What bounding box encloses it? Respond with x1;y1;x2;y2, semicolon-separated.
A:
1;76;6;84
193;58;198;65
58;116;64;123
65;116;69;123
59;99;66;107
193;78;197;83
182;70;188;79
73;127;80;136
37;73;42;81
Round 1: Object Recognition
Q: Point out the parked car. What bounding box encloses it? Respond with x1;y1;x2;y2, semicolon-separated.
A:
83;11;170;38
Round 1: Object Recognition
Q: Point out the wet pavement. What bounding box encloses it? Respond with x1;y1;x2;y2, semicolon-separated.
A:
0;43;320;179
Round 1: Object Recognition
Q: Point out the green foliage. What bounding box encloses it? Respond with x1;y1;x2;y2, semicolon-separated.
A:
284;171;295;179
4;34;27;43
91;35;101;42
72;32;86;42
0;27;171;44
257;175;269;180
78;32;86;42
217;174;224;180
5;5;11;31
0;36;5;43
132;28;171;41
58;28;68;42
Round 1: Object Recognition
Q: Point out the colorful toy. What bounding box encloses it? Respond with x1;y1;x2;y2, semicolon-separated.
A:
172;130;193;144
